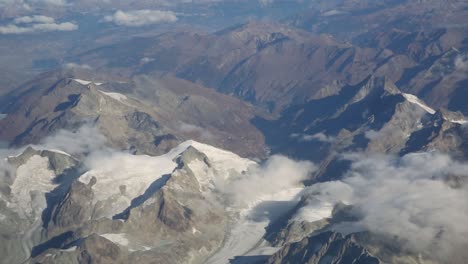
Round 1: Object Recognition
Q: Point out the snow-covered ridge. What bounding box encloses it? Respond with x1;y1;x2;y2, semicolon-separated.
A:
402;93;468;124
8;155;57;218
78;140;255;218
4;140;318;262
99;90;128;102
73;79;103;86
402;93;436;114
449;119;468;125
101;233;129;246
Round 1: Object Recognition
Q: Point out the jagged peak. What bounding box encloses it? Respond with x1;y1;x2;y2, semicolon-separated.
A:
174;145;211;168
348;75;400;105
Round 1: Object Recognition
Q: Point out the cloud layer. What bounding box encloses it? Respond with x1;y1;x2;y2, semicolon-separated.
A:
299;151;468;261
0;15;77;34
221;155;316;207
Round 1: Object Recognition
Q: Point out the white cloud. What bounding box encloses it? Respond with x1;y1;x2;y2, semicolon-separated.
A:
258;0;274;6
64;63;92;70
40;125;107;155
28;0;67;6
0;22;77;34
177;122;215;141
290;132;335;143
104;9;178;27
299;151;468;262
0;14;77;34
13;15;55;24
220;155;316;208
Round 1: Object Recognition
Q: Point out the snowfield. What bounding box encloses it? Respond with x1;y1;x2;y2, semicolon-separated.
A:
73;79;103;86
402;93;436;114
4;140;329;262
99;91;128;102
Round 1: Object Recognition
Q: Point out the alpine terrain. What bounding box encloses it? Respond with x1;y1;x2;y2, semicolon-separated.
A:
0;0;467;263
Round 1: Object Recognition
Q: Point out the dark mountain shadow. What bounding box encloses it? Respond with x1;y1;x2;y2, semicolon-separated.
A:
252;77;402;162
42;167;83;229
31;231;74;258
448;79;468;115
230;255;269;264
113;174;171;220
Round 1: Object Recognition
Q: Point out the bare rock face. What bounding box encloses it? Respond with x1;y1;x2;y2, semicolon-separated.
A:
49;179;95;235
34;234;125;264
77;234;124;264
268;231;380;264
123;147;227;263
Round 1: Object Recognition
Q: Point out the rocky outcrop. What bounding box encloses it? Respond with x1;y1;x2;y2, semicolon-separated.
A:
267;231;380;264
48;179;95;235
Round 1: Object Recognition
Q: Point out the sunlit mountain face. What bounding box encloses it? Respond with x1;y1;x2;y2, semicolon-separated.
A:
0;0;467;263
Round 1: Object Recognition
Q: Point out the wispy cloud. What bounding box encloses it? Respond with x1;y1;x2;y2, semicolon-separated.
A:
220;155;316;208
0;14;77;34
298;151;468;262
64;63;92;70
290;132;335;143
104;9;177;27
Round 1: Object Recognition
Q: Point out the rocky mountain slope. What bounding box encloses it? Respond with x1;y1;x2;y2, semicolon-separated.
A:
0;71;266;158
0;1;467;263
0;140;311;264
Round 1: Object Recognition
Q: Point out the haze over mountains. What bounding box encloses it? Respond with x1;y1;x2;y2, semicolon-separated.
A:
0;0;467;263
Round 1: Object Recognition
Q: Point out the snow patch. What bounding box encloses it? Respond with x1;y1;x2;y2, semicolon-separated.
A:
401;93;468;125
206;187;304;264
78;140;251;218
48;149;72;157
448;119;468;125
245;246;281;256
101;233;129;246
402;93;436;114
73;79;103;86
192;227;201;235
99;91;128;102
61;246;77;252
79;153;176;218
9;155;57;218
0;113;6;120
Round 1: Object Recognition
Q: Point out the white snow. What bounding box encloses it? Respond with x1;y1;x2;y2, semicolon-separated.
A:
61;246;77;252
205;187;304;264
402;93;436;114
101;233;129;246
401;93;468;125
192;227;201;235
99;91;128;102
244;245;281;256
79;140;253;218
448;119;468;125
180;140;255;173
48;149;73;157
73;79;103;86
0;113;6;120
79;153;176;218
9;155;57;218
